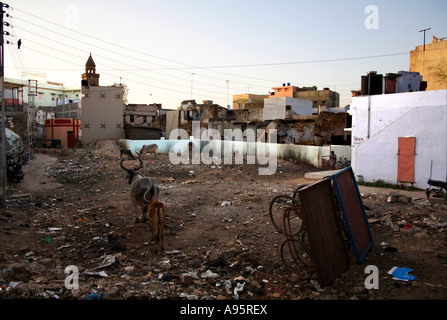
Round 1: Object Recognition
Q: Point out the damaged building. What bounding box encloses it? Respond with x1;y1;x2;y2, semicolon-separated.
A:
123;103;163;139
273;111;349;145
166;92;350;146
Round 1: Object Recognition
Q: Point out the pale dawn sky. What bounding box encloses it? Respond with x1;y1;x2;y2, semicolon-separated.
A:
4;0;447;108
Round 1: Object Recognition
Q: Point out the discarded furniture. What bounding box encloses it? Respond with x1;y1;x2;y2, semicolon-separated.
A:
332;167;374;263
269;166;373;287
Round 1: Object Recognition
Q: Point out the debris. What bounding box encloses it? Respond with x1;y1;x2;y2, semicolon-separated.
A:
11;193;32;199
83;271;108;278
179;273;196;285
387;267;416;282
124;266;135;275
311;280;323;292
92;254;116;270
233;282;245;300
221;201;232;207
42;236;52;244
201;270;218;279
387;193;412;204
85;292;106;300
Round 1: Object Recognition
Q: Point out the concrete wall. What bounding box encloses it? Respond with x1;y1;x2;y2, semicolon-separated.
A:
350;89;447;188
121;138;350;169
81;86;125;144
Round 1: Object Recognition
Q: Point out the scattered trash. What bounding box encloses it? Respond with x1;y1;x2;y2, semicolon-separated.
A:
92;254;116;270
42;236;53;244
387;267;416;282
223;280;232;292
233;282;245;300
221;201;232;207
83;270;108;278
201;270;218;279
311;280;323;292
387;193;412;204
85;292;106;300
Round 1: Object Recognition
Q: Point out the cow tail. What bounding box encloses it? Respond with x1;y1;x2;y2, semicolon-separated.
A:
143;186;155;203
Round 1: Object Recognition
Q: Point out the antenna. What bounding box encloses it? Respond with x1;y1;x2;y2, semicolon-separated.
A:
419;28;431;51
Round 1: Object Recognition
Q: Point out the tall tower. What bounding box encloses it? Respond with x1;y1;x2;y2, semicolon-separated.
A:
82;53;100;86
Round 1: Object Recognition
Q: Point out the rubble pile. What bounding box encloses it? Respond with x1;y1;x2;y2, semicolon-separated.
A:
1;146;446;300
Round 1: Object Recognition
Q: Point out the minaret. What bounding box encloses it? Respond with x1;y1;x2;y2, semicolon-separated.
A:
82;53;100;86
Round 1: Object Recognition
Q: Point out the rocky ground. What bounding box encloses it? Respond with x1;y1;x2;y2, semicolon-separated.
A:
0;140;446;302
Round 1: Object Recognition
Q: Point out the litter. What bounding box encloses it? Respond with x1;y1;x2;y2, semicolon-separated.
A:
233;282;245;300
387;267;415;282
221;201;232;207
83;270;108;278
85;292;106;300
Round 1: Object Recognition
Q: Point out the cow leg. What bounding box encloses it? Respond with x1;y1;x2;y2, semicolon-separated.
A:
141;202;149;223
133;202;141;223
159;206;165;251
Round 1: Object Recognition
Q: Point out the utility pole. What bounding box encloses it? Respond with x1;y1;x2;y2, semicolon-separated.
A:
226;80;229;108
419;27;431;51
190;73;195;100
1;2;8;206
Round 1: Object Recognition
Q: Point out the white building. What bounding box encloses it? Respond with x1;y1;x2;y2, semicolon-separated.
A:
4;77;81;124
263;96;312;120
350;89;447;189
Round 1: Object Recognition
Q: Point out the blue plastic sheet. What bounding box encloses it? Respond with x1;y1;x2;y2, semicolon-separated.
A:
388;267;416;281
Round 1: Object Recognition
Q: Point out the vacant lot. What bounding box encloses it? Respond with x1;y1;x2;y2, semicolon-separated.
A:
1;140;446;301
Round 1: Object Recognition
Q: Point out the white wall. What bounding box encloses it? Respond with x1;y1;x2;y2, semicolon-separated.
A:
263;97;312;120
121;138;349;169
350;90;447;188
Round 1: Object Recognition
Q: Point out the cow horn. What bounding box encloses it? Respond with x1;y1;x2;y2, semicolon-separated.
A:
136;157;143;170
120;158;130;172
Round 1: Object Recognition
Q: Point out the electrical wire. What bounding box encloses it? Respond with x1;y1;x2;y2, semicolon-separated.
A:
11;6;373;88
8;5;418;106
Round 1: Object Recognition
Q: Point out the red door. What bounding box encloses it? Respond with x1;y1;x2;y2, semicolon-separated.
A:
397;137;415;183
67;131;76;148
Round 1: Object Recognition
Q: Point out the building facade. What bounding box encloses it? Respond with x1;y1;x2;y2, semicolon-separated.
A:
269;84;340;108
410;36;447;91
80;55;125;144
350;89;447;189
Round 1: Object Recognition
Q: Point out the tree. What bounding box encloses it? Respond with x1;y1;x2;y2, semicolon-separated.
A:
111;82;129;104
435;66;447;88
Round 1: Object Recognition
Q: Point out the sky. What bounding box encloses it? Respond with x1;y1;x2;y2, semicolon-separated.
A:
3;0;447;109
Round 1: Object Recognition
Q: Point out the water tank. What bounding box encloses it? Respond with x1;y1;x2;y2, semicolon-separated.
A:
360;71;383;95
385;73;397;94
395;71;422;93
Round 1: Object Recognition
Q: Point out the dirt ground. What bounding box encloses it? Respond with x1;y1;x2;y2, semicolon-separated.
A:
1;140;446;301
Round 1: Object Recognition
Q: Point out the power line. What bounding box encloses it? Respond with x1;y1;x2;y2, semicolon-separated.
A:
11;6;410;87
8;5;416;107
